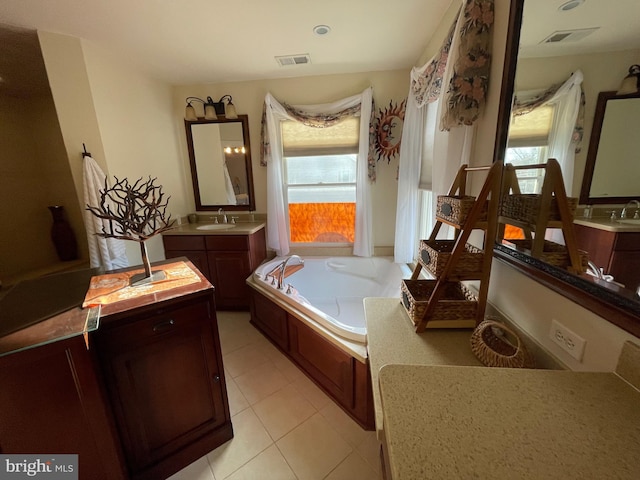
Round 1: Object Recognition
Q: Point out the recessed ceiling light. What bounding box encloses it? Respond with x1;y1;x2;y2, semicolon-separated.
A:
313;25;331;36
558;0;584;12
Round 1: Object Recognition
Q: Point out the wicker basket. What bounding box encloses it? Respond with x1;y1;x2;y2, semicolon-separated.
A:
436;195;487;225
504;239;589;271
500;194;578;224
401;280;477;326
418;240;484;278
470;319;535;368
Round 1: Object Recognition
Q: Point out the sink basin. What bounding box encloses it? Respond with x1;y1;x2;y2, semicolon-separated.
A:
196;224;235;231
617;219;640;225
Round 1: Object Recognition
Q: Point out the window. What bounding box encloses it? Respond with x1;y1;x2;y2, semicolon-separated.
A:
282;117;360;244
506;104;555;194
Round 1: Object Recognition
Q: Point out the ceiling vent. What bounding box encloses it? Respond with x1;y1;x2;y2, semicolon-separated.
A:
275;54;311;67
540;27;599;44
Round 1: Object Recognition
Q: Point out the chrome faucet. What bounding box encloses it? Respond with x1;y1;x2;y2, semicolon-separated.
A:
620;200;640;219
218;207;228;223
274;255;304;289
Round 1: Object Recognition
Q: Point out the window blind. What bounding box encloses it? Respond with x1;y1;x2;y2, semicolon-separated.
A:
281;117;360;157
507;104;555;148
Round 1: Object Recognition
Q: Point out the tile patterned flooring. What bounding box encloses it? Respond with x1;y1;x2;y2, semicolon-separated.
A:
168;311;382;480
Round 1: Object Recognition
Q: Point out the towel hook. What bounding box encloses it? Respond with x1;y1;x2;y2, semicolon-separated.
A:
82;143;92;158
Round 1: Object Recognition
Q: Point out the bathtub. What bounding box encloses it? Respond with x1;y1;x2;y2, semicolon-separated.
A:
249;256;410;346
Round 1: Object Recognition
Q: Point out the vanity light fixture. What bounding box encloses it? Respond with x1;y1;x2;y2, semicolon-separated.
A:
617;64;640;95
184;94;238;120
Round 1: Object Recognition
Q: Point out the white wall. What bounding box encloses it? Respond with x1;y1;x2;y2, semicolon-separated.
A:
173;70;409;248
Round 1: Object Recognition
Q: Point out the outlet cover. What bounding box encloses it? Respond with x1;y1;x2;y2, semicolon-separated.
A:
549;319;586;361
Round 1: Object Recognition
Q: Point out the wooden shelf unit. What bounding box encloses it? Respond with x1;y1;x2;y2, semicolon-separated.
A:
497;158;584;275
408;161;503;333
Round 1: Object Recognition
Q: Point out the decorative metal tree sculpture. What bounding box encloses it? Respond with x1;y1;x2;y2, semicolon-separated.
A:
87;176;175;285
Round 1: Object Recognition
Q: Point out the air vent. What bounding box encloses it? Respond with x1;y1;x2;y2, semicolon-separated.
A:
541;27;599;44
275;54;311;67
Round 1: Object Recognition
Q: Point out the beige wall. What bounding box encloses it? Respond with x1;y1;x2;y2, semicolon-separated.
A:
81;40;186;264
173;70;410;248
0;74;85;281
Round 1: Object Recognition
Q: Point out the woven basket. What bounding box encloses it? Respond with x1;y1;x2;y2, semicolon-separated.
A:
436;195;487;225
401;280;477;326
504;239;589;271
500;194;578;224
470;319;535;368
418;240;484;278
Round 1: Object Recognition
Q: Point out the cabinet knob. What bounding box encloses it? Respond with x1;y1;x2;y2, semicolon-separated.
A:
212;374;221;383
152;319;175;332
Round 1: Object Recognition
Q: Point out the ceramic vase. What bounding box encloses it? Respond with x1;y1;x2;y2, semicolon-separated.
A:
48;205;78;261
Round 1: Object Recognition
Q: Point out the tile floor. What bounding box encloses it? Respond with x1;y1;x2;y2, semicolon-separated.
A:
168;311;382;480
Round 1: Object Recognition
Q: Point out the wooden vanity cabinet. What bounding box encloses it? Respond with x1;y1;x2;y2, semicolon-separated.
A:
0;335;127;480
94;290;232;480
163;229;266;310
161;235;211;280
574;225;640;290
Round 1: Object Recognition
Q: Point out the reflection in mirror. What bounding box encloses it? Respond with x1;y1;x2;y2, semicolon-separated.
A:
493;0;640;338
185;114;255;211
580;91;640;204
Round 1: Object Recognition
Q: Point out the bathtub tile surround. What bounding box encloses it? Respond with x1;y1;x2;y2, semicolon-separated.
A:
169;311;383;480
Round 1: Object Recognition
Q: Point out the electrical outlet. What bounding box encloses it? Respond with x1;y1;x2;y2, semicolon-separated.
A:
549;319;586;361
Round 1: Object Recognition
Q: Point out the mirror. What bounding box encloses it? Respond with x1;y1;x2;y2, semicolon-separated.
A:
493;0;640;338
580;91;640;204
185;114;255;211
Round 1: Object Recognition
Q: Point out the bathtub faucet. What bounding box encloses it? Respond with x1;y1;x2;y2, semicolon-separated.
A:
275;255;304;289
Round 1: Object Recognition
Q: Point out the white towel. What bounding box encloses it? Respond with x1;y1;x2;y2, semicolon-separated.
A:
82;155;129;270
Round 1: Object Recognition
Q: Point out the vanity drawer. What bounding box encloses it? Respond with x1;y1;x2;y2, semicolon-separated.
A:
97;300;211;350
163;235;206;251
206;235;249;251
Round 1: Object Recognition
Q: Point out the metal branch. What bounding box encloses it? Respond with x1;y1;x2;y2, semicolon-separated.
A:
86;176;175;243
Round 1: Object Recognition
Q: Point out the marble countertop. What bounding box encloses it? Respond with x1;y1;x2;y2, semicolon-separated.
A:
162;221;266;236
574;216;640;232
379;364;640;479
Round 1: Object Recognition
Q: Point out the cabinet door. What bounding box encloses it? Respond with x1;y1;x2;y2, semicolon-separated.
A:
97;299;230;478
0;337;126;480
208;252;251;309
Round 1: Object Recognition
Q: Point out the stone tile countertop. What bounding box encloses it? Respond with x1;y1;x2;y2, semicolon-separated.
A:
574;216;640;232
364;297;483;433
379;364;640;480
162;221;266;236
365;297;640;479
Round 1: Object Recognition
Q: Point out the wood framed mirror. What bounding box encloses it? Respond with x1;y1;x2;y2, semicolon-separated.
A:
185;114;255;211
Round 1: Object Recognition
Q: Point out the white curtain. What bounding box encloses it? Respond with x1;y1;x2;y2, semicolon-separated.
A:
82;155;129;270
394;0;479;262
394;90;427;262
263;88;374;256
222;161;237;205
546;70;584;195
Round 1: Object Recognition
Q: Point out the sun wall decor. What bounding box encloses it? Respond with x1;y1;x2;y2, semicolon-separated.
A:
373;99;406;163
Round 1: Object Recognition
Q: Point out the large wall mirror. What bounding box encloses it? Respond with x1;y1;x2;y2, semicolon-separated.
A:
185;114;255;211
493;0;640;337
